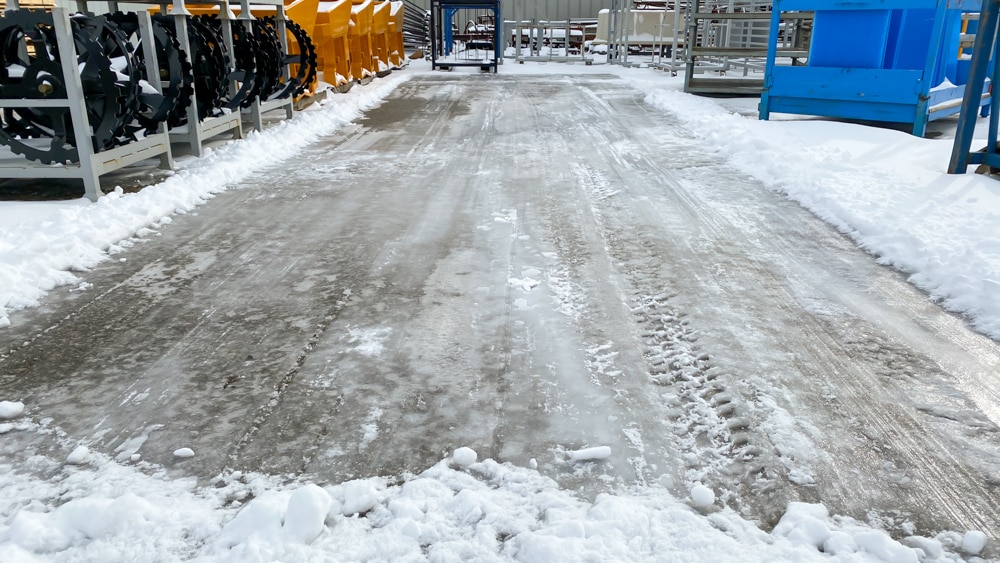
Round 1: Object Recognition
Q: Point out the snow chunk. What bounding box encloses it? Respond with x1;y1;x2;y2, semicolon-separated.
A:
219;494;284;548
284;484;333;544
509;277;540;292
65;445;91;465
568;446;611;462
0;400;25;419
173;448;195;458
855;530;919;562
773;502;831;550
689;484;715;509
338;480;379;516
7;509;72;552
962;530;987;554
452;447;477;468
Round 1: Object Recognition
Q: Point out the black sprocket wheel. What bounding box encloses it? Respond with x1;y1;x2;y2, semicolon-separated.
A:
0;10;140;164
107;12;193;136
204;16;257;111
263;17;317;99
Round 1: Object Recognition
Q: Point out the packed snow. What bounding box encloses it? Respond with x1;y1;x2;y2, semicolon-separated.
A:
0;400;24;419
1;61;999;561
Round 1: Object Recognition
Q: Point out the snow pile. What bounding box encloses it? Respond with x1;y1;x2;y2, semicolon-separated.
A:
627;74;1000;340
0;439;987;562
0;74;410;328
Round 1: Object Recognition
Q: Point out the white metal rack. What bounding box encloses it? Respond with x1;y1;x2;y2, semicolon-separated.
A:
79;0;293;148
160;0;245;156
0;0;300;200
0;5;174;201
93;0;246;157
233;0;295;131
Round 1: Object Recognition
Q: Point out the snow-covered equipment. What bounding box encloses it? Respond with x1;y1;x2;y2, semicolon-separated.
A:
350;0;376;80
0;10;145;163
313;0;354;87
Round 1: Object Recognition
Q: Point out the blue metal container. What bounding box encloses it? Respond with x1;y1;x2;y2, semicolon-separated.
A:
760;0;990;136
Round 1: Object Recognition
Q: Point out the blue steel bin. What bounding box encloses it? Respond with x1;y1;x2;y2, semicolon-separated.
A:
760;0;990;136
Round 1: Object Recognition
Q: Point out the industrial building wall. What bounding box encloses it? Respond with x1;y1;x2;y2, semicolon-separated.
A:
413;0;612;22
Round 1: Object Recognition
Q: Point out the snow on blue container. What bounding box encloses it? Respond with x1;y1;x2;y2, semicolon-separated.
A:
760;0;989;136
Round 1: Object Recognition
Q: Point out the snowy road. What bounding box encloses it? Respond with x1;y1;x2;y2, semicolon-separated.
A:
2;73;999;547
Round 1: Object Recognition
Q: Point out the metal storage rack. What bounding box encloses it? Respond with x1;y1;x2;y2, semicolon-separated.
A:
155;0;296;147
70;0;246;158
0;5;174;201
683;0;811;94
229;0;296;132
429;0;502;72
95;0;295;149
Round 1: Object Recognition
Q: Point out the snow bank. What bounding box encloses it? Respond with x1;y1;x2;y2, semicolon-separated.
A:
0;441;985;562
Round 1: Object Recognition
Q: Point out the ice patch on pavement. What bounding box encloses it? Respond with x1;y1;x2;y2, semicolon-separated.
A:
347;326;392;357
0;74;410;328
359;407;384;451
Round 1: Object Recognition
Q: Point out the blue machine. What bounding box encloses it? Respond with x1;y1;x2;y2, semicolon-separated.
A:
760;0;989;137
950;0;1000;172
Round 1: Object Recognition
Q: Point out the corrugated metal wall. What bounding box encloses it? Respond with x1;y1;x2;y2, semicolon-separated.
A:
412;0;612;21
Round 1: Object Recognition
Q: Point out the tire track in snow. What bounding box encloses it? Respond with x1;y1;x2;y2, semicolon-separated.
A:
568;159;772;500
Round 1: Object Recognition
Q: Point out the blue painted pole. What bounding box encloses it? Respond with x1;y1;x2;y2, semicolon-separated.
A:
759;0;784;121
444;8;456;55
494;2;502;70
914;0;952;137
949;0;1000;173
